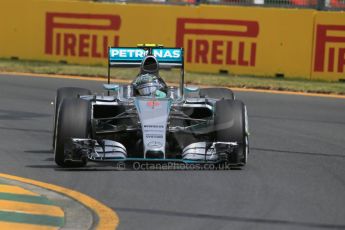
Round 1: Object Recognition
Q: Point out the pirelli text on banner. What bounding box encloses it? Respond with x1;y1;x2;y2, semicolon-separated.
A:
314;24;345;73
45;12;121;58
176;18;259;67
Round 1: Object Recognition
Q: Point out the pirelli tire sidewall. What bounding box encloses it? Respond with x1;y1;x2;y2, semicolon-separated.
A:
214;99;248;165
54;98;91;167
53;87;91;148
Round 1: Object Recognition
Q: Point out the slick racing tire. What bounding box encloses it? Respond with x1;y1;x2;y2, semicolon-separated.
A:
53;87;91;148
214;99;249;165
54;98;90;167
199;88;234;100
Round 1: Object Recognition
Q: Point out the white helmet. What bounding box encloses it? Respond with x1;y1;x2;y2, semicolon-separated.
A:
132;55;167;96
133;73;167;96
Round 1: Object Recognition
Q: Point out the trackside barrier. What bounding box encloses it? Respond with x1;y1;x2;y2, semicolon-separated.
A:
0;0;344;81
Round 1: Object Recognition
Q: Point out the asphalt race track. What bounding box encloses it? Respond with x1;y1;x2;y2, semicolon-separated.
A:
0;73;345;230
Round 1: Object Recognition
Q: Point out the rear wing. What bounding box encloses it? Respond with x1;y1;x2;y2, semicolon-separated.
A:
108;47;184;68
107;46;185;96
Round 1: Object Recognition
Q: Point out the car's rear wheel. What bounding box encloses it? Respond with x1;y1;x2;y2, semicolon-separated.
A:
199;88;234;100
54;98;90;167
53;87;91;148
214;99;249;165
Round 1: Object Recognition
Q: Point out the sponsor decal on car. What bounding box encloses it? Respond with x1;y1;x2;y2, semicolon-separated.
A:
176;18;259;67
313;24;345;73
147;141;163;148
146;134;164;139
45;12;121;58
109;48;182;62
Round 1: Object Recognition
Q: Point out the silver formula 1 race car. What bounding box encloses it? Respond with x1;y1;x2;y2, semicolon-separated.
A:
53;45;249;168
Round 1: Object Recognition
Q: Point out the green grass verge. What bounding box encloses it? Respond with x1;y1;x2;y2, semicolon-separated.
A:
1;58;345;95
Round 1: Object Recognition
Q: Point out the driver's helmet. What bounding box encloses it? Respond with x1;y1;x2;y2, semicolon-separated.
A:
133;73;167;96
132;55;167;96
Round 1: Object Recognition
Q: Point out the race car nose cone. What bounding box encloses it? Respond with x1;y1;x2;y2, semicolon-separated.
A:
146;150;164;159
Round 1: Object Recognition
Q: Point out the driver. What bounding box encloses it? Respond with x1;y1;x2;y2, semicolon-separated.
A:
132;55;167;97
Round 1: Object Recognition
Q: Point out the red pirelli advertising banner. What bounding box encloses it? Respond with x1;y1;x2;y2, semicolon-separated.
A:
0;0;343;80
312;12;345;81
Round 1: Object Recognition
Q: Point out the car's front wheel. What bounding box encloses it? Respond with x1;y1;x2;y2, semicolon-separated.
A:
54;98;90;167
214;99;249;165
53;87;91;148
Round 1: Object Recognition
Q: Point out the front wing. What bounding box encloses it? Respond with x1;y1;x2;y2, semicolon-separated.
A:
64;138;238;164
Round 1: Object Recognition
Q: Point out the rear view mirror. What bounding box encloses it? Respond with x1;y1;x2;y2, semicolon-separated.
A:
184;85;199;93
103;84;120;91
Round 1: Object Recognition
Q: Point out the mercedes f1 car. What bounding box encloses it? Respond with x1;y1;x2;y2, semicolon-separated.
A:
53;45;249;167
